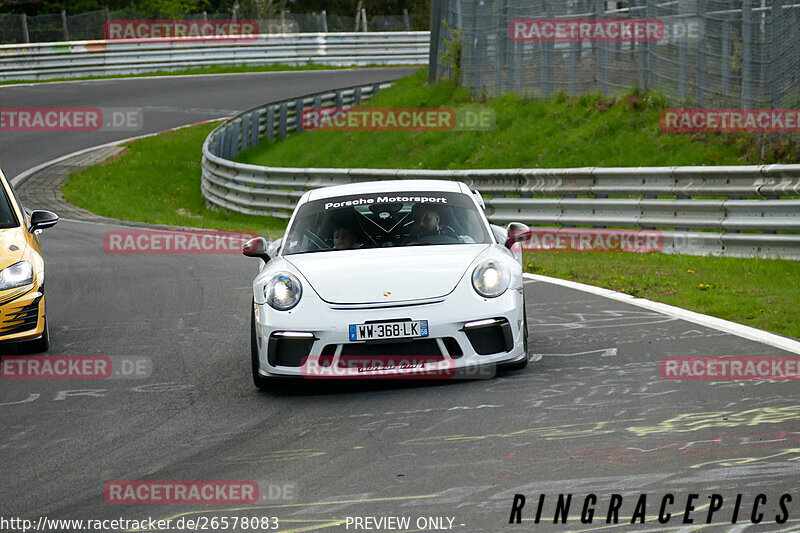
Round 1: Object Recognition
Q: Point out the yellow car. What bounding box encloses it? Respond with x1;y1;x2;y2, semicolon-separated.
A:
0;167;58;353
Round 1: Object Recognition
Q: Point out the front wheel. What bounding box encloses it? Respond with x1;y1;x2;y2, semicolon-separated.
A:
251;303;270;390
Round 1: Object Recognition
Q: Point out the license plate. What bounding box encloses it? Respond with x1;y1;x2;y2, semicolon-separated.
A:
349;320;429;341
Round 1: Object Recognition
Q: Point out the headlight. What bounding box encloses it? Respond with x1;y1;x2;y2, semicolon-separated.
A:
0;261;34;291
264;272;302;310
472;260;510;298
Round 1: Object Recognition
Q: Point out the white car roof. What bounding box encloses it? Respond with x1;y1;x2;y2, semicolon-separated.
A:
303;179;468;203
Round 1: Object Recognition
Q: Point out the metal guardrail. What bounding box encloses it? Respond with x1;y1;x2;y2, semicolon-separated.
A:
201;84;800;260
0;32;430;81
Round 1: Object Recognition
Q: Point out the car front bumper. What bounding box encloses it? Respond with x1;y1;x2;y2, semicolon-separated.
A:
253;279;527;380
0;286;45;344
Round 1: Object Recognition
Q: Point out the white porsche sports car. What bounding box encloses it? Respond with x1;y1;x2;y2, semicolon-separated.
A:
243;179;534;389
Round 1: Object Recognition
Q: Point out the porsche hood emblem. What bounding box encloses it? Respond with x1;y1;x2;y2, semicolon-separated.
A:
383;291;391;297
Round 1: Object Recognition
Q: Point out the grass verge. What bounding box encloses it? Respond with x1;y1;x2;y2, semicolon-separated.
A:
61;121;288;237
238;68;800;168
524;252;800;339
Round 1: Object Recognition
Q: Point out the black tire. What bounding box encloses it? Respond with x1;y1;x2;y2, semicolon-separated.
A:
22;316;50;354
251;303;270;391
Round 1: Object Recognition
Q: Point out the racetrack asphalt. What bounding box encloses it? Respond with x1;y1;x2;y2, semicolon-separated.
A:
1;68;798;532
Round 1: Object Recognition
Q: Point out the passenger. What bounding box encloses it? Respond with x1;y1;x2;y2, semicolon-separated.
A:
332;223;358;250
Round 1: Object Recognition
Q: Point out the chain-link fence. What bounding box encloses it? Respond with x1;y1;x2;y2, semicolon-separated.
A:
429;0;800;107
0;9;423;44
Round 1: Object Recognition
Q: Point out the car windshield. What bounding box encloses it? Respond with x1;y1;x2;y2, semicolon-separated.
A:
283;191;491;255
0;183;19;229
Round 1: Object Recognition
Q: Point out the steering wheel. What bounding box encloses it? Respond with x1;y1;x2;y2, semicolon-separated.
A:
303;229;328;251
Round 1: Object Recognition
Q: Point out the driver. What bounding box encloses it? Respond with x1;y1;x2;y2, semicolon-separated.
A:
406;205;459;243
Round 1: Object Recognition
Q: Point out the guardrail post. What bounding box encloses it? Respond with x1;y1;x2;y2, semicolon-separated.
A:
266;106;275;141
354;87;362;105
279;103;288;139
241;115;250;152
336;90;343;108
251;111;260;148
295;99;304;133
229;121;241;159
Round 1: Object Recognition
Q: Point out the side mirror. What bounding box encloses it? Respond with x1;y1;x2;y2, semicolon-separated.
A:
243;237;271;263
504;222;531;249
29;210;59;233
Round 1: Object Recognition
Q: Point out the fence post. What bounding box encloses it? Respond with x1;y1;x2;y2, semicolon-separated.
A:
21;14;30;43
362;8;368;32
403;8;412;31
61;10;69;41
647;0;658;92
695;0;707;105
741;0;753;108
768;0;782;107
321;10;328;32
428;0;444;83
495;0;507;94
541;0;555;96
721;19;731;97
595;0;606;94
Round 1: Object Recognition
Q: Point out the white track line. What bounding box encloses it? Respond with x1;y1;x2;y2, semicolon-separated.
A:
10;118;227;187
0;67;408;89
524;273;800;355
